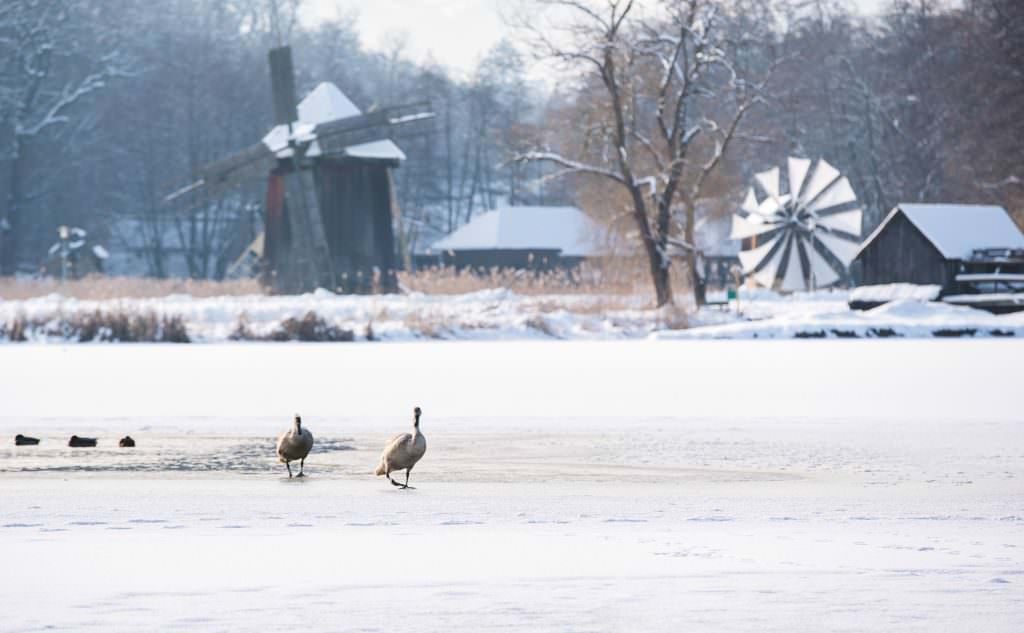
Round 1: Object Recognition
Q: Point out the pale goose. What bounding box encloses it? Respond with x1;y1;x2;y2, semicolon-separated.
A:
374;406;427;489
276;415;314;478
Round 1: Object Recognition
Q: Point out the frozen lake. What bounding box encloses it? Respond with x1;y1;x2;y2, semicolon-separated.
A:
1;340;1022;632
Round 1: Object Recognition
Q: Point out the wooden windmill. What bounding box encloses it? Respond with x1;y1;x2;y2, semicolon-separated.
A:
167;46;433;294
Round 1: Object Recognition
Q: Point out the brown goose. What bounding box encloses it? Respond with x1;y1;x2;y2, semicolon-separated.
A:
276;415;314;478
374;407;427;489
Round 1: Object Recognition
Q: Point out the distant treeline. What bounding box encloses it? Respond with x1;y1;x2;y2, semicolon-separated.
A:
0;0;1020;279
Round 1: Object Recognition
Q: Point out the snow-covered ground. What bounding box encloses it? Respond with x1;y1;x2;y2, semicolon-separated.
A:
1;340;1021;631
2;287;1023;341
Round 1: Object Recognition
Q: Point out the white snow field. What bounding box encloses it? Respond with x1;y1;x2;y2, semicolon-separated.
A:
1;340;1022;632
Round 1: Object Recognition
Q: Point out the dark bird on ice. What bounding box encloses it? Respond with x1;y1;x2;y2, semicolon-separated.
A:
68;435;97;447
119;436;136;448
276;415;314;478
374;407;427;489
14;434;40;446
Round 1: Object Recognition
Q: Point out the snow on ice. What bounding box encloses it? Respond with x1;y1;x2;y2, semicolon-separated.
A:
0;340;1021;632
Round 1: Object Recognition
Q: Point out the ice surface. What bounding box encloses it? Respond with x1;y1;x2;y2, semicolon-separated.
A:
0;340;1021;632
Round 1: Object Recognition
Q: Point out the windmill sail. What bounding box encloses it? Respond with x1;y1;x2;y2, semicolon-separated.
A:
733;157;863;291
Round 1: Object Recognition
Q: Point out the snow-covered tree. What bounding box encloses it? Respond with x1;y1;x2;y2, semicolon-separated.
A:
517;0;783;306
0;0;129;273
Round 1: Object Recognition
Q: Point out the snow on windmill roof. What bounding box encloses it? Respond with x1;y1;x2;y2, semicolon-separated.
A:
856;203;1024;260
298;82;361;124
261;82;404;161
430;206;604;257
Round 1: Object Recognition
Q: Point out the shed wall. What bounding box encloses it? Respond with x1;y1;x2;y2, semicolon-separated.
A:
856;211;957;289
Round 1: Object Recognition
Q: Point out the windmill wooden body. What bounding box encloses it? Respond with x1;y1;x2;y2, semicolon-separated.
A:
168;46;432;294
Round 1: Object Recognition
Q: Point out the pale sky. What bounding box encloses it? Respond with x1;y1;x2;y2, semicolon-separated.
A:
302;0;888;78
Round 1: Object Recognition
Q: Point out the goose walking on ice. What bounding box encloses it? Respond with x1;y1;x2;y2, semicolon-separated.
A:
276;415;314;478
374;407;427;489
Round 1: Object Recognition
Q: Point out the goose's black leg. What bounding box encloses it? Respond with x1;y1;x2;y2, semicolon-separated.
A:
401;469;415;490
285;461;293;478
297;458;305;478
388;473;402;487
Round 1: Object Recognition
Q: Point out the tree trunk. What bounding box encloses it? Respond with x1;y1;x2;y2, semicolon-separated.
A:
2;141;25;275
647;245;673;307
685;204;705;307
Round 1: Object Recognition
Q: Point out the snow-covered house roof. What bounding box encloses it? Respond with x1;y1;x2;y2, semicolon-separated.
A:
856;203;1024;260
430;206;604;257
260;82;405;162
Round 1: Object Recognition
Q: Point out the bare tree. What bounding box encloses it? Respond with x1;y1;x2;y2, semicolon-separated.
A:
0;0;129;273
516;0;780;306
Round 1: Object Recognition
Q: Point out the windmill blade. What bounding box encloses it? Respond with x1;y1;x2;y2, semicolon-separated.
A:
755;166;781;199
814;229;861;266
787;157;811;199
806;238;841;287
269;46;298;126
730;213;782;240
199;142;276;191
779;236;807;292
798;159;840;207
816;208;863;235
164;142;275;204
741;187;759;214
756;196;784;220
751;233;788;288
806;176;858;215
313;101;435;157
739;231;784;274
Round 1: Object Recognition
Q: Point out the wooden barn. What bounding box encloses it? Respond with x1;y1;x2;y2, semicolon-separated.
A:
429;206;604;272
852;203;1024;311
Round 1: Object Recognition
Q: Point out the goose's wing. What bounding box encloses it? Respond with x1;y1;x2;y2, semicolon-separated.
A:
382;432;412;456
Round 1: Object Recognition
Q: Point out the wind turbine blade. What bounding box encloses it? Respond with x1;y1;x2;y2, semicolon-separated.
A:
787;157;811;199
780;237;807;292
806;239;841;287
730;214;781;240
755;167;780;199
800;159;840;206
816;208;862;235
738;231;783;273
806;177;858;215
741;188;759;214
815;230;861;267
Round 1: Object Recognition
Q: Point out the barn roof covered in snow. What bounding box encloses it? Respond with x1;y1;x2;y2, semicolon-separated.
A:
430;206;604;257
261;82;405;161
856;203;1024;260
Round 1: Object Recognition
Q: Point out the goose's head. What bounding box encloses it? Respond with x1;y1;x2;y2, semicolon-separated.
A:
414;407;422;428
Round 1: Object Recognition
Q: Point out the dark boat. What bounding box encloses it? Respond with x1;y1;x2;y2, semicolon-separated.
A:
119;436;136;448
68;435;98;447
15;434;40;446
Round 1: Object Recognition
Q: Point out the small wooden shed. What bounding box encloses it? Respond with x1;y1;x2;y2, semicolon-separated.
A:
853;203;1024;293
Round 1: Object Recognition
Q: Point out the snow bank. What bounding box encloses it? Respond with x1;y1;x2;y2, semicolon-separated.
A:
663;299;1024;339
849;283;942;304
2;286;1021;342
0;289;660;343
